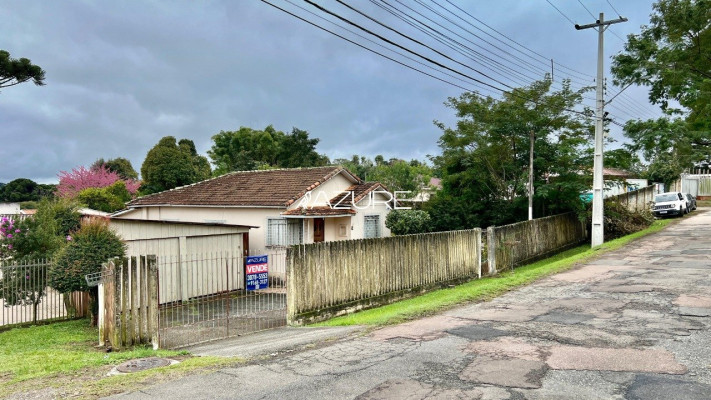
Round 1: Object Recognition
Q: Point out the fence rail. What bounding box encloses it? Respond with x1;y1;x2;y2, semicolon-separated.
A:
1;260;88;329
287;229;482;325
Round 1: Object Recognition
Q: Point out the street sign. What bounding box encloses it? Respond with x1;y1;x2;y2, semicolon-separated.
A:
246;255;268;291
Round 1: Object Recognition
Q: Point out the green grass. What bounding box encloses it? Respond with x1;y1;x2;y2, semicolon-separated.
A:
0;319;239;398
315;219;674;327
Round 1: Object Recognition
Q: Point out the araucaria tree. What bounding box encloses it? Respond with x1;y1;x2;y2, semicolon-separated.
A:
140;137;211;194
427;79;593;231
0;49;45;91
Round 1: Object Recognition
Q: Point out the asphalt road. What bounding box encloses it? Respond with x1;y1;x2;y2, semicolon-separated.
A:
109;210;711;400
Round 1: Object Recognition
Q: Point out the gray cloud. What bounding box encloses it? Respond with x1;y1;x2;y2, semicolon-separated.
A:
0;0;661;183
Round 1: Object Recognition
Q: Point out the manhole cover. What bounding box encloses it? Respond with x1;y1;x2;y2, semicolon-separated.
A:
116;357;171;373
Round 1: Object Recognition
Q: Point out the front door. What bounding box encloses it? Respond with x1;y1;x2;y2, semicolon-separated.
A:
314;218;325;242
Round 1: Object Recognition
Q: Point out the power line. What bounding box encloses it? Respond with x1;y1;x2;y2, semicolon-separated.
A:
262;0;595;121
441;0;594;80
374;0;552;86
306;0;518;90
259;0;481;94
576;0;597;20
281;0;501;95
606;0;623;17
545;0;576;25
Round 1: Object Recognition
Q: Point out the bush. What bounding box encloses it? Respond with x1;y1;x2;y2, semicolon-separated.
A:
49;218;125;325
77;183;127;213
385;210;432;235
9;199;80;261
586;199;654;240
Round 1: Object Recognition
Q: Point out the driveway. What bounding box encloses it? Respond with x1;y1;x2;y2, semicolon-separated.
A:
109;211;711;399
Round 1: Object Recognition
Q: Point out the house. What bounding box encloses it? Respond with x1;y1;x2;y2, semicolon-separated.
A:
0;202;20;215
111;166;394;251
602;168;648;197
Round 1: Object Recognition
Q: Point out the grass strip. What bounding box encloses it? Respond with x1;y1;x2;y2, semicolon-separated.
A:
315;218;674;327
0;319;240;398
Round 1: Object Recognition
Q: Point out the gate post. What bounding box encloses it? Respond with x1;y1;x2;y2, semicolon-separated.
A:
147;255;159;349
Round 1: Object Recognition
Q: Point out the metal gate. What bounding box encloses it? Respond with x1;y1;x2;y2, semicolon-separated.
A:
156;249;287;349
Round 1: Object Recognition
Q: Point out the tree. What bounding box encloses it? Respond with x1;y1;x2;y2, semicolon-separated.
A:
332;155;376;180
385;210;432;235
1;200;80;322
49;218;125;326
91;157;139;180
1;178;37;202
58;165;140;198
140;136;211;194
77;181;131;213
9;199;80;261
427;79;593;231
611;0;710;163
277;128;330;168
623;117;690;185
0;50;45;91
209;126;329;175
370;159;433;198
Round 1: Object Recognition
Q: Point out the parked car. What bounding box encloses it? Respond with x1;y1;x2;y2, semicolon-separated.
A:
685;193;697;212
652;192;688;218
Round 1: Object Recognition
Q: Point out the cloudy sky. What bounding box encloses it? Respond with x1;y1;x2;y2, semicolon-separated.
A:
0;0;663;183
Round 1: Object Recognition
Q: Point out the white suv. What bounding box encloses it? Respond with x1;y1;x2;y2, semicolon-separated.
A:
652;192;688;217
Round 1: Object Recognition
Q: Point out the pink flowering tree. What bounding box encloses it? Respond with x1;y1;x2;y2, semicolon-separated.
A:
57;165;140;198
0;216;19;260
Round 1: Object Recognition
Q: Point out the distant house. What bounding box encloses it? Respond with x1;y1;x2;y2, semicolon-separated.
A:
398;177;442;205
0;202;20;215
602;168;648;197
111;166;394;250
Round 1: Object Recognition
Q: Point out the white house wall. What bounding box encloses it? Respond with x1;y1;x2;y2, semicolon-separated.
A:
352;191;392;239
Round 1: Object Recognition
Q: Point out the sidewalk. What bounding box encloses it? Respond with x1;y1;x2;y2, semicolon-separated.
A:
109;210;711;399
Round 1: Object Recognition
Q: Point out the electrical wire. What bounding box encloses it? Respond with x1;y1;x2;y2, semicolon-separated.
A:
576;0;597;20
440;0;595;80
546;0;577;25
606;0;623;17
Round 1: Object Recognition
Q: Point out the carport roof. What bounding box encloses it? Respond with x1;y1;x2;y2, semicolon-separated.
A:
110;218;258;229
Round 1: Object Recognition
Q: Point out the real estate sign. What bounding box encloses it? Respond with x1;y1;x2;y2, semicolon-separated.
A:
246;255;268;291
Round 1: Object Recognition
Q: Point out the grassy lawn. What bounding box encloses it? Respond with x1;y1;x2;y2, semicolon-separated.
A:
0;319;240;399
315;218;674;327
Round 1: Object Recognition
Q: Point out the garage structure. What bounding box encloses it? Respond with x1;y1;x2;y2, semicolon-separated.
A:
109;219;286;348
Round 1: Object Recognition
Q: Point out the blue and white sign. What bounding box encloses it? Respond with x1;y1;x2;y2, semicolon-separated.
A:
246;255;268;291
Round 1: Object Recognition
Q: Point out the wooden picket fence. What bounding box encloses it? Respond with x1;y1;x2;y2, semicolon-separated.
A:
99;256;158;350
287;229;482;324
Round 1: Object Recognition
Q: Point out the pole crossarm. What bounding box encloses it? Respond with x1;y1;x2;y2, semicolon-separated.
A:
575;17;628;30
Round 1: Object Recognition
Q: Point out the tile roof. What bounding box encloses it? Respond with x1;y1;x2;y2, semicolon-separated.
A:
128;167;360;208
329;182;386;207
281;207;356;217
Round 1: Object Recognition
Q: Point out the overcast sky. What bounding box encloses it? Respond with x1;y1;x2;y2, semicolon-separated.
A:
0;0;663;183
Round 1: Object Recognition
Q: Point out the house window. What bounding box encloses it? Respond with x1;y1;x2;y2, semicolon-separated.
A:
364;215;381;238
267;218;303;246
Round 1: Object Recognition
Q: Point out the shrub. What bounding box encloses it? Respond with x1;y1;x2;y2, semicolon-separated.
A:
49;218;125;325
9;199;80;261
77;181;130;213
585;199;654;240
385;210;432;235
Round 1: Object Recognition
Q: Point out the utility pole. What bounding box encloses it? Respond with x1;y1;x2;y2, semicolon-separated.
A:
576;13;627;247
529;130;534;220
